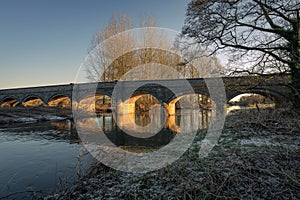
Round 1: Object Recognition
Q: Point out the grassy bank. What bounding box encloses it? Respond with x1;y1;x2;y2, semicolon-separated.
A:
41;108;300;199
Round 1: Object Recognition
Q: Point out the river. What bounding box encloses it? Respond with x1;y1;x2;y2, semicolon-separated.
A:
0;109;213;199
0;121;93;199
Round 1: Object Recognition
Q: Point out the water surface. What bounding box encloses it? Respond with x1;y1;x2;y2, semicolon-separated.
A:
0;109;213;199
0;121;90;199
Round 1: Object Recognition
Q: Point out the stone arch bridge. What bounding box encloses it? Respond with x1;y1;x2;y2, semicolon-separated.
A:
0;75;292;115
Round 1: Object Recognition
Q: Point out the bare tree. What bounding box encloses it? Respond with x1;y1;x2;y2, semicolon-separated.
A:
86;14;184;82
86;14;136;82
84;13;225;110
182;0;300;106
87;13;224;81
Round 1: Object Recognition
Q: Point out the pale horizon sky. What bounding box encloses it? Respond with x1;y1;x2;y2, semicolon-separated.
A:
0;0;190;89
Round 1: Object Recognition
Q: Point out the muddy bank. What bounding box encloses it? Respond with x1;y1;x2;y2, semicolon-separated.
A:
40;108;300;199
0;107;72;127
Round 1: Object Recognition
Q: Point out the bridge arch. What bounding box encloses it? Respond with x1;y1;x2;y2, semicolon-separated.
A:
94;94;112;113
74;91;112;103
48;94;71;108
0;96;19;104
0;96;20;107
113;93;166;137
76;93;112;113
46;94;72;104
226;88;288;107
170;93;212;106
164;90;210;104
121;90;164;105
116;93;162;115
21;95;46;107
164;93;212;115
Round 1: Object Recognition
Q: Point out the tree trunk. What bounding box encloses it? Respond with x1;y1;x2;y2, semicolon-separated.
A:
290;68;300;108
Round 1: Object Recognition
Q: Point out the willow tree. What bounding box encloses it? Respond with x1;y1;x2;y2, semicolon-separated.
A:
182;0;300;107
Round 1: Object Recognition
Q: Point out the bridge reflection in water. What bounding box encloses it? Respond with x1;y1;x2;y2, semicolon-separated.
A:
75;109;213;149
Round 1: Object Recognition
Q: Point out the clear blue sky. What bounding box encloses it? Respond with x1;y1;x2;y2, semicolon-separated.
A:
0;0;190;89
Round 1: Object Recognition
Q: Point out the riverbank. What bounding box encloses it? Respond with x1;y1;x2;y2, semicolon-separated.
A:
0;107;72;127
42;108;300;199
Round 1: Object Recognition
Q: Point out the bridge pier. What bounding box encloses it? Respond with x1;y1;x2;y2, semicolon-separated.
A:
163;102;176;116
115;112;135;130
164;115;180;132
116;101;136;115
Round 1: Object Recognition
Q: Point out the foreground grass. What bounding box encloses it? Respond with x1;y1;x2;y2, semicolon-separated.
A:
44;108;300;199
